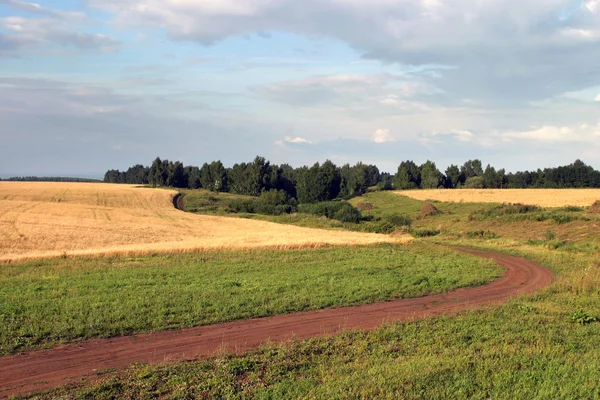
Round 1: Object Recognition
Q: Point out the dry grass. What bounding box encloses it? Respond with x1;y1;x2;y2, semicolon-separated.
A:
0;182;408;262
396;189;600;208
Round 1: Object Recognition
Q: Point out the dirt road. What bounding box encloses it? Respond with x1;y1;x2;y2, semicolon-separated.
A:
0;247;553;398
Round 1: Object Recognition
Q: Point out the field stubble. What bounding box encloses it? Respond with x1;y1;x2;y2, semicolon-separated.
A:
397;188;600;208
0;182;407;262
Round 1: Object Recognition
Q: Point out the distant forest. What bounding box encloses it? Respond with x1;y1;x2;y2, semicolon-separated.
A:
103;157;600;204
3;177;102;183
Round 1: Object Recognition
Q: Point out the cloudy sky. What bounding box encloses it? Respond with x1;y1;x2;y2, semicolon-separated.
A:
1;0;600;177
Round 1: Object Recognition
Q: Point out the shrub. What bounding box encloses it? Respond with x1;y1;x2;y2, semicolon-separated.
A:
227;190;298;216
298;201;363;224
258;190;291;207
360;221;396;234
466;230;498;239
483;203;540;218
227;199;256;213
559;206;584;212
551;214;573;224
410;228;441;238
464;176;484;188
385;214;412;227
333;205;362;223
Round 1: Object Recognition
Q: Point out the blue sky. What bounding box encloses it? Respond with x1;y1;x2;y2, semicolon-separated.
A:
1;0;600;178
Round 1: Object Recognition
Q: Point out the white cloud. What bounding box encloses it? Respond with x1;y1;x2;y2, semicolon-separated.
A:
274;136;312;147
380;95;399;105
585;0;599;13
87;0;600;105
419;128;475;145
501;121;600;143
285;136;311;144
595;94;600;101
373;128;394;143
450;129;474;142
257;73;439;110
0;3;118;55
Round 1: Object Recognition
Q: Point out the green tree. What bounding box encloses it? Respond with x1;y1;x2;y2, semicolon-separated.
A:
483;164;501;189
185;166;202;189
149;157;167;187
340;163;368;198
464;176;485;188
420;160;443;189
199;161;228;192
365;164;380;187
445;164;461;188
296;161;341;203
461;159;483;179
393;161;421;190
167;161;187;188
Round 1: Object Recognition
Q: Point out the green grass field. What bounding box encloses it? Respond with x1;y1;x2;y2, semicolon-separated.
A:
29;243;600;400
0;243;499;356
181;189;600;245
9;189;600;399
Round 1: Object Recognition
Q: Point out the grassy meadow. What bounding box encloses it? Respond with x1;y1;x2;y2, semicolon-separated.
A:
4;185;600;398
0;243;498;356
17;188;600;399
24;240;600;400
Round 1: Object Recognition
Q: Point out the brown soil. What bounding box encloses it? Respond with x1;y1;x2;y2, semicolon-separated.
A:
419;202;440;218
0;247;553;398
587;200;600;213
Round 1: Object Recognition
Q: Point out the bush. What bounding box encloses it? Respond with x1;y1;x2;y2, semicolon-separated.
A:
464;176;485;189
258;190;291;207
466;230;498;239
410;228;441;238
360;221;396;234
559;206;584;212
227;199;256;213
483;203;540;218
299;201;362;224
551;214;574;224
385;214;412;227
227;190;298;216
333;205;362;223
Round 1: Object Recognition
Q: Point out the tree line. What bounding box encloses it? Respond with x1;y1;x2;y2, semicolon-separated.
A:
104;157;600;203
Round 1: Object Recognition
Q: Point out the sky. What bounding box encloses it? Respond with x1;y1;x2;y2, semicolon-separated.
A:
1;0;599;178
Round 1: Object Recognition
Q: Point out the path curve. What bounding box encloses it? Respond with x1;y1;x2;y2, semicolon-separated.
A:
0;247;553;398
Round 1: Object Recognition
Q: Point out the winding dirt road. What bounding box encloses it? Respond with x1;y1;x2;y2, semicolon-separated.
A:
0;247;553;398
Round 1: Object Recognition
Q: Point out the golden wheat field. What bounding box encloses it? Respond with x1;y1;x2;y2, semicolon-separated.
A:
396;189;600;208
0;182;406;262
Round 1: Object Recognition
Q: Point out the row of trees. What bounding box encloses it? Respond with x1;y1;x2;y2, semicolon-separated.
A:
104;157;600;202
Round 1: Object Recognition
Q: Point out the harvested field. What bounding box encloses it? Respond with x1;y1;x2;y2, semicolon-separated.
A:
397;189;600;208
0;182;406;262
